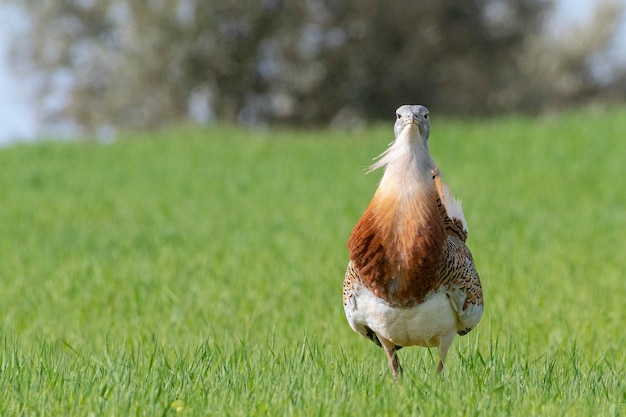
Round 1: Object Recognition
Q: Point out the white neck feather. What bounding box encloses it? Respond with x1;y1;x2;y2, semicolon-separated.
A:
369;131;436;198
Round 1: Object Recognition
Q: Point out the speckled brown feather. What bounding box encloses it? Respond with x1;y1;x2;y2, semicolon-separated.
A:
433;172;468;242
432;172;483;333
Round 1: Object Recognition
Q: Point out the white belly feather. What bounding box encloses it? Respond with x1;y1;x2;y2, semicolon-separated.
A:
344;280;458;347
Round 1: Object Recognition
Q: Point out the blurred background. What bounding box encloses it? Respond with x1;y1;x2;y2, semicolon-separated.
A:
1;0;625;144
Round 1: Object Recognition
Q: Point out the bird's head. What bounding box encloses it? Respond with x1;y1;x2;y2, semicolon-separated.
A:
393;105;430;143
367;104;434;174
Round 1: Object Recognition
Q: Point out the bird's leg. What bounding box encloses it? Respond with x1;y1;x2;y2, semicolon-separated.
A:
379;337;402;379
389;348;403;379
437;333;456;374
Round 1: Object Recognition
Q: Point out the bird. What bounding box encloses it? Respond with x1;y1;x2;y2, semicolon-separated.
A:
343;104;483;379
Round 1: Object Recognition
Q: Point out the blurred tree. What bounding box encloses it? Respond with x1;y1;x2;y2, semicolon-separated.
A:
10;0;625;132
519;0;625;111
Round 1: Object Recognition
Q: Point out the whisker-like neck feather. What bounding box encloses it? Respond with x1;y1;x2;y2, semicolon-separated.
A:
370;131;436;199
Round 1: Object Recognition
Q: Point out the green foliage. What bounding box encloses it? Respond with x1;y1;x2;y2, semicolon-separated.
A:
1;110;625;416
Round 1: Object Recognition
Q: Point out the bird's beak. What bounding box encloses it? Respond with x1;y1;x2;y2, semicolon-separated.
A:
408;114;425;133
405;114;420;128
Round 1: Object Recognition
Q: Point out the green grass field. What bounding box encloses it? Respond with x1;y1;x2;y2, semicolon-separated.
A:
1;108;625;416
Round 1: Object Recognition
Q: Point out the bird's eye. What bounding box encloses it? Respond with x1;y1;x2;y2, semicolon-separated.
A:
396;113;401;119
424;113;429;119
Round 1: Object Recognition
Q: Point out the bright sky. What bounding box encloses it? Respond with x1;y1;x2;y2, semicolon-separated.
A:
0;1;625;145
0;5;37;145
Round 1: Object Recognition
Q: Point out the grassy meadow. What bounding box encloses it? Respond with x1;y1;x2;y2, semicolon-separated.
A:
1;108;625;416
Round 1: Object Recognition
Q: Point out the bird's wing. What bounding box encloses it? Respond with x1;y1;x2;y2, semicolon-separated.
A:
432;170;482;334
439;237;483;335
